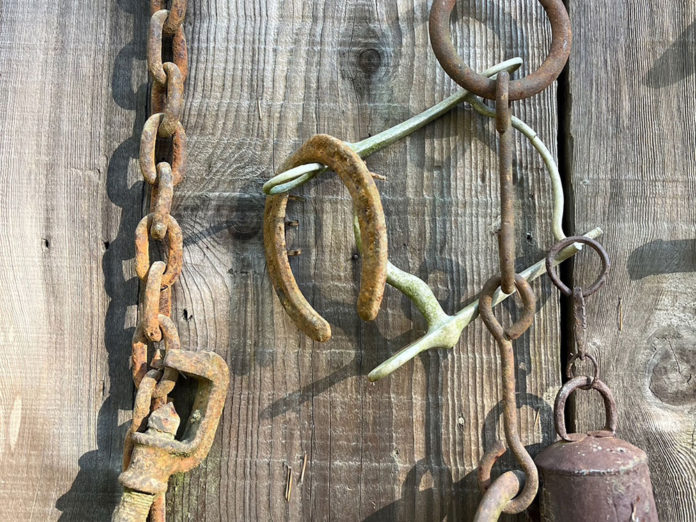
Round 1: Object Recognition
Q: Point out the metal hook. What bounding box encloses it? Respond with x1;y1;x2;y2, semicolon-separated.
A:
264;134;388;342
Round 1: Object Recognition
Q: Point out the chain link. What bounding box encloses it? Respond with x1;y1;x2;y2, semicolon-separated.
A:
122;3;189;520
474;70;543;515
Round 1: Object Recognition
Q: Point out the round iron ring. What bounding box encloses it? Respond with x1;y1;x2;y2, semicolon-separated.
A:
566;352;599;387
429;0;572;101
546;236;611;297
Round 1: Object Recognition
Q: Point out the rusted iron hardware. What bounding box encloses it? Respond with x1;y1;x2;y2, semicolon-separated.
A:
429;0;572;101
472;69;546;518
263;58;603;381
264;134;389;342
413;0;573;517
113;2;230;521
537;237;657;520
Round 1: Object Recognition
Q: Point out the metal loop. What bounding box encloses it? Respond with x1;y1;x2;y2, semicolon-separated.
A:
566;351;599;386
132;314;181;387
123;369;162;470
148;10;188;85
163;0;186;35
152;315;180;399
554;376;617;442
429;0;572;101
546;235;610;297
479;274;536;341
156;63;184;138
143;262;167;342
135;213;183;287
151;163;174;240
474;471;524;521
140;113;186;185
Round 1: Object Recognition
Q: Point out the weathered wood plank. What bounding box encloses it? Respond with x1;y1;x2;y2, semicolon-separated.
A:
566;1;696;520
167;0;562;520
0;0;563;520
0;0;148;519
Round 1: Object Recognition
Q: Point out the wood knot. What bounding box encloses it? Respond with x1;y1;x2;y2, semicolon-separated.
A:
358;48;382;75
648;326;696;406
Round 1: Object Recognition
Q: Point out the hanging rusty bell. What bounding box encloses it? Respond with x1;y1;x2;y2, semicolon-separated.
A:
534;376;658;521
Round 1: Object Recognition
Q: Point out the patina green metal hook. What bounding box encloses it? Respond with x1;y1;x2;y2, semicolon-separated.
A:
263;58;522;193
358;215;602;381
264;58;567;241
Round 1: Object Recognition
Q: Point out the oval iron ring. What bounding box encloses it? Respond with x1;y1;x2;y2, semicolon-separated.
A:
264;134;388;342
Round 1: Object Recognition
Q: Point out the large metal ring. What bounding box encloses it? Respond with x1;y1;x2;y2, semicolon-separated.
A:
429;0;572;101
554;376;617;442
546;236;610;297
479;274;536;341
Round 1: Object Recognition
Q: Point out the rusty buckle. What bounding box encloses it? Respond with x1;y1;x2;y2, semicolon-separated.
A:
264;134;388;342
119;349;230;495
429;0;572;101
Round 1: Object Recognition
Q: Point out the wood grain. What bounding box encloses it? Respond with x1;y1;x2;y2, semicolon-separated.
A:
565;1;696;520
0;0;149;519
0;0;562;520
164;0;562;520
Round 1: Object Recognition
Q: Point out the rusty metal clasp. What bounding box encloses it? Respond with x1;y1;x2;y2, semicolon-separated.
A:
118;349;229;497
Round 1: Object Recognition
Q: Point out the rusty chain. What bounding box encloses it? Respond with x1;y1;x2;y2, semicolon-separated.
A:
113;3;230;521
546;235;611;390
428;0;572;518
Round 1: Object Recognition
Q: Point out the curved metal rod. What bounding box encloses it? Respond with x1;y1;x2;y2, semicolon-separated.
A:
364;223;603;381
263;58;522;195
473;471;525;522
264;135;388;342
263;59;566;241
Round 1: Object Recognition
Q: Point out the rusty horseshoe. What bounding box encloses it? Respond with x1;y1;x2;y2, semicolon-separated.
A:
264;134;388;342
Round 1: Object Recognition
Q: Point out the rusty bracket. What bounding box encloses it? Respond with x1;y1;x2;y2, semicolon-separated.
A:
118;349;230;496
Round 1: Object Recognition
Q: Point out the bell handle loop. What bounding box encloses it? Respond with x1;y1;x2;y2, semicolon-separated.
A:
546;236;611;298
554;376;618;442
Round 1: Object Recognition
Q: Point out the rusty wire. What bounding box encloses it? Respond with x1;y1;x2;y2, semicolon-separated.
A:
113;3;229;521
